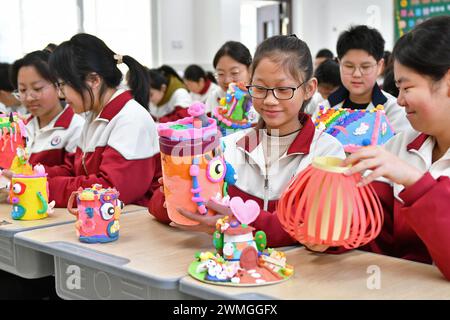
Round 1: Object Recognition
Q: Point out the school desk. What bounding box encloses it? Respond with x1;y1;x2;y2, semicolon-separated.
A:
14;210;209;300
179;247;450;300
0;203;146;279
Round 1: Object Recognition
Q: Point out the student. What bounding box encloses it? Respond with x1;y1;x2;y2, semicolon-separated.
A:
304;59;342;115
204;41;253;114
314;48;334;70
183;64;219;106
0;62;27;115
149;35;346;247
326;16;450;280
312;25;411;134
10;50;84;166
148;65;192;123
315;59;341;100
43;33;161;208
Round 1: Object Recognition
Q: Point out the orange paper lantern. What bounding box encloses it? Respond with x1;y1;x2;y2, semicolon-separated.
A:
277;157;383;249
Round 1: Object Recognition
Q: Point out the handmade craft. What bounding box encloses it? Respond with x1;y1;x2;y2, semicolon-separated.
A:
188;196;294;286
9;164;54;220
0;112;27;169
212;82;255;136
158;102;237;226
68;184;123;243
314;105;395;153
277;156;383;249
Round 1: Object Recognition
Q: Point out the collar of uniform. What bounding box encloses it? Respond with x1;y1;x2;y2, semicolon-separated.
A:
327;83;388;107
236;113;314;154
25;106;73;129
407;133;430;151
54;106;75;129
98;90;133;121
199;79;211;95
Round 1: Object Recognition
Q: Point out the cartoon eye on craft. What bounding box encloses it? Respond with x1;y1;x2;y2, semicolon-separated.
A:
12;182;26;195
207;157;226;182
100;203;115;220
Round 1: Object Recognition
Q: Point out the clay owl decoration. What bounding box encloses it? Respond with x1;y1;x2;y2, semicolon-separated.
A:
67;184;124;243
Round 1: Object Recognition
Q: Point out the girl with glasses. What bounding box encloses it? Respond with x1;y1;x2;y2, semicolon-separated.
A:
9;50;84;167
44;33;161;208
149;35;345;250
204;41;253;114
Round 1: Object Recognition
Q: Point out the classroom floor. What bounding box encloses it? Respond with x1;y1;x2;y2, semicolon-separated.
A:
0;270;60;300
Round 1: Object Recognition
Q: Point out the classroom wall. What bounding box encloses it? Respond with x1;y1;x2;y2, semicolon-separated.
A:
293;0;395;59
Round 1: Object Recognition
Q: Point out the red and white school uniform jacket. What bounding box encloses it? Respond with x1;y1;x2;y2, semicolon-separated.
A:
149;114;345;247
189;80;220;106
149;88;192;123
26;106;84;167
46;90;162;208
328;128;450;280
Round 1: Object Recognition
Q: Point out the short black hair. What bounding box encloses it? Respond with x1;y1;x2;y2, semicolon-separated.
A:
316;49;334;59
0;63;14;91
213;41;252;69
336;25;385;61
393;15;450;82
314;59;341;87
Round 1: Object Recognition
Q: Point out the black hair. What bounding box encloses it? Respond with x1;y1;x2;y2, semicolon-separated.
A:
251;34;314;116
213;41;252;69
316;49;334;59
43;43;57;53
183;64;216;83
381;67;398;97
392;15;450;82
0;63;14;91
314;59;341;87
148;65;184;90
49;33;150;109
11;50;56;89
336;25;385;61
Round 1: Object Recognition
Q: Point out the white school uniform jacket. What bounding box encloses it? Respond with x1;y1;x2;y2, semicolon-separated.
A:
204;86;225;114
311;84;412;134
26;106;84;167
46;90;162;208
0;102;28;116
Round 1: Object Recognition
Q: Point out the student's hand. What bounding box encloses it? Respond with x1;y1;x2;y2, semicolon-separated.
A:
158;177;167;209
0;169;13;180
343;146;424;187
170;207;226;235
301;242;329;253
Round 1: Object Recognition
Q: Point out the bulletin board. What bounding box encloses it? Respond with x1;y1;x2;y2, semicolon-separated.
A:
394;0;450;40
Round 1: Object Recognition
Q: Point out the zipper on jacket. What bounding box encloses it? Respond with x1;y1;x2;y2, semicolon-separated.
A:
263;172;269;211
82;152;88;175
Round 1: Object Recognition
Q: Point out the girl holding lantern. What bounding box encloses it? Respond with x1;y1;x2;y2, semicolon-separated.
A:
327;16;450;280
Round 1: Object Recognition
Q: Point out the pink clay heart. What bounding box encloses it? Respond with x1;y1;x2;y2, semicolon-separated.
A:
229;197;260;225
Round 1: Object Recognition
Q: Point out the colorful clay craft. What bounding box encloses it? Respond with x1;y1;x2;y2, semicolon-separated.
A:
0;112;27;170
157;102;237;226
9;163;54;220
277;156;384;249
212;82;255;136
188;196;294;286
314;105;395;153
68;184;123;243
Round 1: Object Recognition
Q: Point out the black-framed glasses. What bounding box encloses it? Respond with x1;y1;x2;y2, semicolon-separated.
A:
246;81;307;100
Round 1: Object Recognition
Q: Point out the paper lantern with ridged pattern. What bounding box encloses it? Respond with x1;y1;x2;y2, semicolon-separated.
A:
277;157;383;249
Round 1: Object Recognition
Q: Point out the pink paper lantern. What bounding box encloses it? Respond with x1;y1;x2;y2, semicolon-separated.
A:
277;157;383;249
